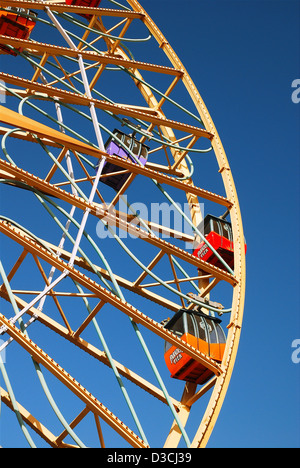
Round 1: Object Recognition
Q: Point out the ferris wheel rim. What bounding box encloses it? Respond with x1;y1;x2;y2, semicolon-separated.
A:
0;0;246;449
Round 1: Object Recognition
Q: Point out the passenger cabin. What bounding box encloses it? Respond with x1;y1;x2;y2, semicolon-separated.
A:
164;309;226;385
100;129;149;191
192;214;247;271
0;8;37;56
66;0;102;6
65;0;102;18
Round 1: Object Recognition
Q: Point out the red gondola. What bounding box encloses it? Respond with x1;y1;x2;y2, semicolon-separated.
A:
192;214;247;271
0;8;37;56
164;308;226;385
66;0;102;7
65;0;102;18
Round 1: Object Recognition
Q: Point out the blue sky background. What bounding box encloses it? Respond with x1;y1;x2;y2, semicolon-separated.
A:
148;0;300;448
0;0;299;448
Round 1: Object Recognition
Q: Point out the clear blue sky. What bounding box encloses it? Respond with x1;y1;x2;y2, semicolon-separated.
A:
0;0;299;448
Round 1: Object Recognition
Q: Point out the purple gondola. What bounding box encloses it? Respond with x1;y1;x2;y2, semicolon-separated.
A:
100;129;149;191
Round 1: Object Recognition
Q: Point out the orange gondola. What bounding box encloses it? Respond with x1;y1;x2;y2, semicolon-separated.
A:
164;308;226;385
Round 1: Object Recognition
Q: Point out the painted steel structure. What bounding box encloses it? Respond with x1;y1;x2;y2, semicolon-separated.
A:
0;0;246;448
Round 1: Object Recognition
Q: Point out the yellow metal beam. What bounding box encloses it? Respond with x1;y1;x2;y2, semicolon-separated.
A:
0;75;213;139
0;0;144;18
0;105;100;156
0;387;76;448
0;35;184;76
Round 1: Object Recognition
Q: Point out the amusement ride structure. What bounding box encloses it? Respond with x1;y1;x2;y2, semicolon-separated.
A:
0;0;246;448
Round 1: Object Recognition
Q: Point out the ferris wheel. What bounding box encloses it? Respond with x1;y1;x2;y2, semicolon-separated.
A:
0;0;246;448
